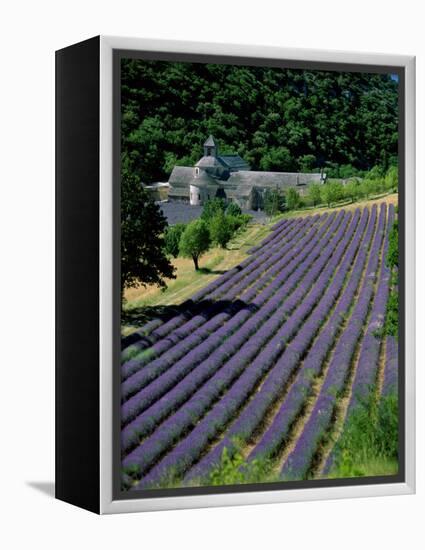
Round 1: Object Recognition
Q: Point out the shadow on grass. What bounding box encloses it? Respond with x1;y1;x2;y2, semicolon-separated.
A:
121;298;259;350
197;267;228;275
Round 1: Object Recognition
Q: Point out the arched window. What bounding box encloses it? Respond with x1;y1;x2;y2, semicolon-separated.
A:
195;167;199;176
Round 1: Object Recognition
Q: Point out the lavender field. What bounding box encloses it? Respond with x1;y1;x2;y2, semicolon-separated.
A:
120;202;398;490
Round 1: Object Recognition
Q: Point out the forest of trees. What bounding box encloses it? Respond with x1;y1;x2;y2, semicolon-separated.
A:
121;59;399;184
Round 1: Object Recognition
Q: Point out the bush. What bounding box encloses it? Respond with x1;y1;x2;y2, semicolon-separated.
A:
263;188;285;216
322;181;343;206
367;165;385;180
226;202;242;217
385;165;398;192
226;213;251;232
359;178;375;199
344;180;360;203
331;390;398;478
307;183;322;206
164;223;186;258
207;445;277;486
385;217;398;337
201;197;227;221
285;187;302;210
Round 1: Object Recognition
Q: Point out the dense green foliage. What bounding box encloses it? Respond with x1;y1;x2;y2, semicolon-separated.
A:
206;446;276;486
179;219;211;270
200;197;227;221
263;188;285;216
121;59;398;184
164;223;186;258
387;218;399;269
286;187;302;210
385;217;399;337
331;391;398;478
208;212;233;249
322;181;344;206
226;202;242;217
200;198;252;249
121;169;175;294
307;183;322;206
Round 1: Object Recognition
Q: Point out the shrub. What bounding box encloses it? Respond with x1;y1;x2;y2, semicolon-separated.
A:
322;181;343;206
331;390;398;477
385;217;399;337
207;445;276;486
164;223;186;258
226;202;242;217
226;213;251;233
263;188;285;216
307;183;322;206
344;180;360;203
385;165;398;192
201;197;227;221
285;187;302;210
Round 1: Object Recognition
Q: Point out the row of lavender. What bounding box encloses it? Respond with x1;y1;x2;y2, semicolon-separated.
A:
121;215;317;367
121;212;342;456
121;214;334;412
121;203;397;489
121;208;347;485
121;216;300;355
121;215;321;381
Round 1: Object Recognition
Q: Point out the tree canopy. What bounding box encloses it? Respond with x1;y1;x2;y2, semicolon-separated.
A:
121;59;398;184
121;169;175;294
179;219;211;270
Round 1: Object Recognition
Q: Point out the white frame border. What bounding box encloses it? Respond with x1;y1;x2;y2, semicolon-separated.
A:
99;36;415;514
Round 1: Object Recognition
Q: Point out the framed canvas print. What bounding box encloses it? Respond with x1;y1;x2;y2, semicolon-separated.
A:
55;36;415;514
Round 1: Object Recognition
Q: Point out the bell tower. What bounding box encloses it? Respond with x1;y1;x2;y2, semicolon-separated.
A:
203;135;218;158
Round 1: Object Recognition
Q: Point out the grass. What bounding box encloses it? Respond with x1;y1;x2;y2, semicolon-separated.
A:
326;389;399;479
121;223;272;336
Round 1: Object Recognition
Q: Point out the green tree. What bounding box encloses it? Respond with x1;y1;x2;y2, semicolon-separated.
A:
226;202;242;217
367;165;385;180
339;164;359;179
307;183;322;206
121;60;399;184
164;223;186;258
179;219;211;270
121;170;175;296
201;197;227;221
259;146;292;171
263;188;285;217
359;178;375;199
385;165;398;192
344;180;360;203
209;212;234;248
298;154;317;172
322;181;343;207
285;187;302;210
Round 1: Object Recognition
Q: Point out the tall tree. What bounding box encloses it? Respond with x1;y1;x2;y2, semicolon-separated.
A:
121;170;175;296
